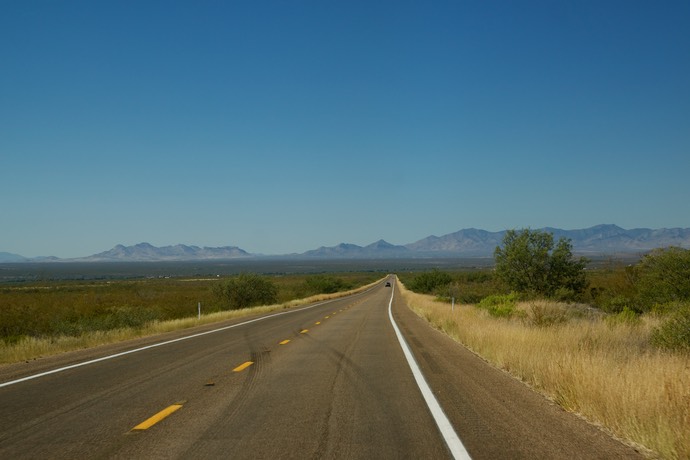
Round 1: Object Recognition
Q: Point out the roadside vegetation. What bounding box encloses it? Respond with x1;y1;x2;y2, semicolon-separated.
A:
0;272;380;364
399;229;690;459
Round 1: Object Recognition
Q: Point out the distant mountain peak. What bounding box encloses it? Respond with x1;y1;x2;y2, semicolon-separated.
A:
0;252;27;263
301;239;409;258
367;239;396;248
83;243;251;261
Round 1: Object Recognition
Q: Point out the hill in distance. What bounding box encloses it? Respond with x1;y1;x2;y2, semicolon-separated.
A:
0;252;28;263
81;243;251;262
301;239;410;258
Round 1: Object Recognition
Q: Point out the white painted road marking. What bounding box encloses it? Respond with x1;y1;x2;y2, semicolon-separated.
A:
387;278;472;460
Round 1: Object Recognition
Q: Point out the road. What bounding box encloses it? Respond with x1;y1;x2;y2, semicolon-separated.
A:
0;277;641;459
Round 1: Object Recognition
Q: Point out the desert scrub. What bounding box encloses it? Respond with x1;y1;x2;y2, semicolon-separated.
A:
477;292;520;317
519;300;569;327
651;302;690;352
398;269;503;304
406;269;453;294
398;281;689;459
0;279;218;342
0;277;384;364
0;273;382;344
605;306;642;327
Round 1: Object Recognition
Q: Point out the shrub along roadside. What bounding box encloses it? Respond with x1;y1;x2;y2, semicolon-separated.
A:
398;269;504;304
212;273;278;310
636;247;690;307
586;247;690;353
651;302;690;352
477;293;519;318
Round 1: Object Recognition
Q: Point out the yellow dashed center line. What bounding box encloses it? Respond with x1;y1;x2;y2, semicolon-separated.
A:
130;300;365;434
233;361;254;372
132;404;183;431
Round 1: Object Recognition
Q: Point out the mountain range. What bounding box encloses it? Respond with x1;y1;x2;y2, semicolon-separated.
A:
2;225;690;262
85;243;250;261
301;225;690;259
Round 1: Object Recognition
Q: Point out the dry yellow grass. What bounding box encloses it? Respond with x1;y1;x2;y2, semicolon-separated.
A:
0;280;381;365
398;282;690;460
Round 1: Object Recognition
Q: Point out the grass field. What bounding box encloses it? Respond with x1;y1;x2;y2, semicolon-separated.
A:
397;281;690;459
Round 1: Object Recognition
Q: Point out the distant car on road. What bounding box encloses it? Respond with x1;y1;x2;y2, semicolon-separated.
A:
385;281;391;287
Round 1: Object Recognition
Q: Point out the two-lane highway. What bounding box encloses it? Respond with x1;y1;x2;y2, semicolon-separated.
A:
0;277;642;459
0;279;453;458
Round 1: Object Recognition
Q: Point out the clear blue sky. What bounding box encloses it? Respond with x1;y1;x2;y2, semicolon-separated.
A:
2;1;689;258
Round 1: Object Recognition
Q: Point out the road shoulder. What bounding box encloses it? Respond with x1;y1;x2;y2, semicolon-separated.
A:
391;291;645;460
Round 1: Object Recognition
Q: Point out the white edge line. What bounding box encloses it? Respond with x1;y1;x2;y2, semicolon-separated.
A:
0;286;377;389
387;278;472;460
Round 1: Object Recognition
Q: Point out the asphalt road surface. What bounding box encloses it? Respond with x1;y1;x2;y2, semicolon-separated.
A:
0;277;642;459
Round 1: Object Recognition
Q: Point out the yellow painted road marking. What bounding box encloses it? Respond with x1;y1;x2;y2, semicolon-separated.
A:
132;404;183;431
325;316;330;319
300;329;309;334
279;339;290;345
233;361;254;372
315;321;321;325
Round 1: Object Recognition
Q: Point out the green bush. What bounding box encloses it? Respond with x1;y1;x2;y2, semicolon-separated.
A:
636;247;690;309
478;293;520;318
213;273;278;310
96;306;161;330
585;262;639;311
587;250;690;314
605;307;641;327
651;302;690;352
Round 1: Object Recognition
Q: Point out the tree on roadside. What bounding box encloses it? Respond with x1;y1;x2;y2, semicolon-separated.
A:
635;247;690;308
213;273;278;310
494;229;588;299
